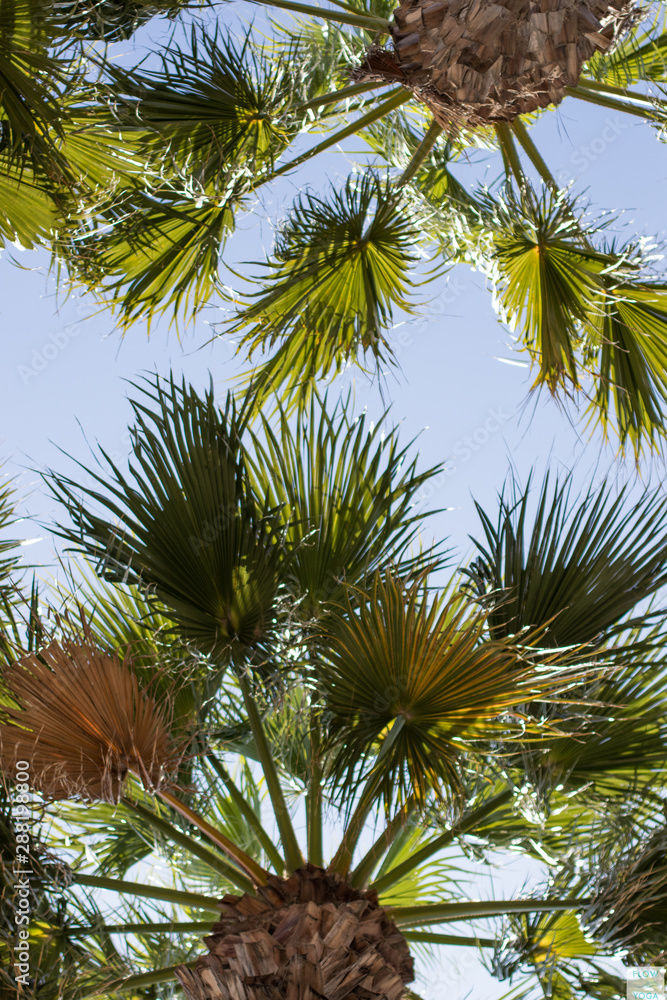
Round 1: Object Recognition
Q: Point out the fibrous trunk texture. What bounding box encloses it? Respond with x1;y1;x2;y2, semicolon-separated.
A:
176;864;414;1000
355;0;636;129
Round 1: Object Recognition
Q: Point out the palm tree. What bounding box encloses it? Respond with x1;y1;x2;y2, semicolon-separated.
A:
2;377;667;998
3;1;667;450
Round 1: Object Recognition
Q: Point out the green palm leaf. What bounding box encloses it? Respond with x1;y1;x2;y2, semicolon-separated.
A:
480;187;613;391
0;81;145;250
49;798;156;879
67;188;238;332
316;570;587;806
0;474;25;659
46;375;284;661
364;106;487;214
55;108;145;193
0;0;70;157
271;16;369;96
245;391;446;619
62;0;202;41
67;24;399;333
372;818;465;908
575;825;667;964
0;155;60;246
493;910;597;977
586;7;667;87
489;910;613;1000
0;475;21;596
104;26;314;183
463;469;667;648
0;778;122;997
229;173;428;409
510;641;667;815
473;184;667;451
592;283;667;452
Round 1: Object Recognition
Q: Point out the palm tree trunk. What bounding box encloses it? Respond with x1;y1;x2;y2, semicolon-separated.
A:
176;864;413;1000
354;1;636;130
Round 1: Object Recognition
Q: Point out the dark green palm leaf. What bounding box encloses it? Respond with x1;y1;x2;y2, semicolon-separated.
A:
512;636;667;809
0;0;71;158
61;0;203;41
245;391;447;619
46;374;284;662
463;469;667;649
578;825;667;963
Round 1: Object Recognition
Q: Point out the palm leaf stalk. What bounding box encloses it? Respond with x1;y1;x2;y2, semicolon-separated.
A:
1;378;666;996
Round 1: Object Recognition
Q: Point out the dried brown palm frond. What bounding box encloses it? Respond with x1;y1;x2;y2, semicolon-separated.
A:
0;638;180;803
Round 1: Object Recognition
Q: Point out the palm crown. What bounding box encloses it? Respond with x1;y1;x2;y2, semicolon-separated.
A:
3;1;667;450
2;378;667;998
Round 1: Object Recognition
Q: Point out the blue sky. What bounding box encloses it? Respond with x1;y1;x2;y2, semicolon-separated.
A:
1;6;666;995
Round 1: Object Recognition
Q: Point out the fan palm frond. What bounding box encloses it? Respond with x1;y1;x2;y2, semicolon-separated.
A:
228;173;430;409
579;826;667;963
271;16;370;95
0;474;21;597
470;184;667;452
316;569;590;807
104;26;311;184
46;375;285;661
463;468;667;648
372;818;466;908
586;5;667;87
50;797;157;878
64;187;239;333
0;474;25;660
364;106;490;214
62;0;203;41
0;635;180;802
519;620;667;808
0;158;59;247
491;910;597;983
591;281;667;452
482;188;607;391
0;0;71;158
245;391;447;619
